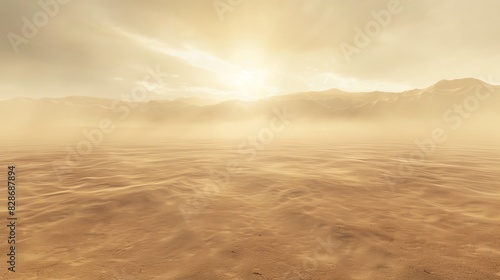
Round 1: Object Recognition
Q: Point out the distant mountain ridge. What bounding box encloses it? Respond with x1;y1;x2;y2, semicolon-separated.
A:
2;78;499;126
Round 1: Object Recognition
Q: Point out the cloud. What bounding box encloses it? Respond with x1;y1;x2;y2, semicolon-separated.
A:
1;0;499;100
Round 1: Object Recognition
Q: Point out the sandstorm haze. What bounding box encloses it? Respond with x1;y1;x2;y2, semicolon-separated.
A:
1;0;500;100
1;1;500;280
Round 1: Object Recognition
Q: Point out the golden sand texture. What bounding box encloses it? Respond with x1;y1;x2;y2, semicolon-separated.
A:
1;141;499;279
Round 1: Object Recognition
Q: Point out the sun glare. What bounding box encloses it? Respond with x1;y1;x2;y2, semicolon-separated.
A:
224;69;271;100
233;70;264;87
215;46;276;100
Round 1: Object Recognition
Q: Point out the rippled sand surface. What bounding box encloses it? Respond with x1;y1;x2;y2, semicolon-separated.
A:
2;140;500;279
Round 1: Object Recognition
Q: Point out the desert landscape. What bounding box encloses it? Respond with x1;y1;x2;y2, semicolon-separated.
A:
1;78;500;279
2;0;500;279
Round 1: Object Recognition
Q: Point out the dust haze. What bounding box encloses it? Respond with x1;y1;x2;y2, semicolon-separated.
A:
2;0;500;279
2;78;500;279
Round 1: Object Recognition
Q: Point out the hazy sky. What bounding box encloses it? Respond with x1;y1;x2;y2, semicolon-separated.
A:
1;0;499;100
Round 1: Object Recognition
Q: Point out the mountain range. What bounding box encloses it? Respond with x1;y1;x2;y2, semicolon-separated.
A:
2;78;499;128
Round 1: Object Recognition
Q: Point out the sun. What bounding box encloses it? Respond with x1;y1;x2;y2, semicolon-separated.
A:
226;69;273;100
233;70;265;87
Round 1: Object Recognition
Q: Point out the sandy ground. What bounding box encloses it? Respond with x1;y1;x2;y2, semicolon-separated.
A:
1;140;500;279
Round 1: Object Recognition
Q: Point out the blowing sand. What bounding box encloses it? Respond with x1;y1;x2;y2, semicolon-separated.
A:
1;140;500;279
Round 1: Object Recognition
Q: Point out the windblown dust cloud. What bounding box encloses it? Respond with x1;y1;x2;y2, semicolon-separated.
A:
2;0;500;278
1;79;500;279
